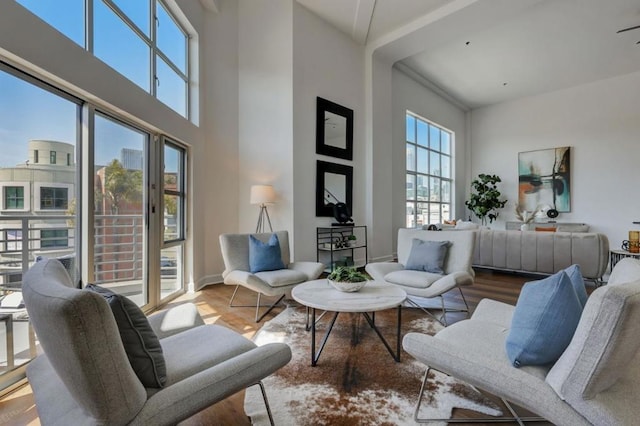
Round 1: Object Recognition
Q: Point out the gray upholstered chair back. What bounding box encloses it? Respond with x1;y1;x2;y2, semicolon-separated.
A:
397;228;475;275
22;259;146;424
546;258;640;420
219;231;291;276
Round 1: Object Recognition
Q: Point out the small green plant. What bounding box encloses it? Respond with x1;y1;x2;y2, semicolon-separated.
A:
327;266;369;283
347;235;357;241
465;173;507;225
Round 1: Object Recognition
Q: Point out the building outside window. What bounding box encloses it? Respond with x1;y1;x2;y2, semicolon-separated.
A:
34;149;39;163
50;150;56;164
67;153;71;166
405;112;453;228
40;187;68;209
4;187;25;209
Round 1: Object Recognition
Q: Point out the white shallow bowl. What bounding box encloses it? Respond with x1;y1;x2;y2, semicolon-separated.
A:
328;279;367;292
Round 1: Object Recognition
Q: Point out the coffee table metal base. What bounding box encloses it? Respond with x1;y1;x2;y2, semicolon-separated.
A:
307;306;402;366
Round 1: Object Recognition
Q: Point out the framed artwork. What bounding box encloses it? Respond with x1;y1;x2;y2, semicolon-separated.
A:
316;160;353;217
316;97;353;160
518;146;571;213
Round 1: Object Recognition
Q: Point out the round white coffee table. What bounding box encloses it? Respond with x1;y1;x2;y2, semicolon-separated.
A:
292;279;407;366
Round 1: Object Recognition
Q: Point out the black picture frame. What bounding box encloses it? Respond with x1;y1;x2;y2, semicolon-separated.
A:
316;97;353;161
316;160;353;217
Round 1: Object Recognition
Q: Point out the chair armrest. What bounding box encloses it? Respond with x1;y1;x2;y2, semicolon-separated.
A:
428;271;474;295
365;262;405;282
148;303;205;340
131;342;292;426
289;261;324;280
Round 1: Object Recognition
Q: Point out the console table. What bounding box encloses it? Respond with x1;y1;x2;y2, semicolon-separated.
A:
505;222;589;232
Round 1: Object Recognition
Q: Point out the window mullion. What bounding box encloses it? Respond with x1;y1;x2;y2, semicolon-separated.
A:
102;0;153;47
155;50;187;82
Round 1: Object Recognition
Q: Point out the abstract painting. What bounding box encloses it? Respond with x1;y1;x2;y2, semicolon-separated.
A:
518;146;571;212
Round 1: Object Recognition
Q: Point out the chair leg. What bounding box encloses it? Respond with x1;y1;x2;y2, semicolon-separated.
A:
407;285;471;327
228;285;286;322
255;293;286;322
413;367;547;424
250;381;275;426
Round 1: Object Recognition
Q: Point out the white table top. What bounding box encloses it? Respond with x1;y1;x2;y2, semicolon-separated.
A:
291;279;407;313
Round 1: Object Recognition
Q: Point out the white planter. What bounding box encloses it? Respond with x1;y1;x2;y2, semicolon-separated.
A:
520;223;530;231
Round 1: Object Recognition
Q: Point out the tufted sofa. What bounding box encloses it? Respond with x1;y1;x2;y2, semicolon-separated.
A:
472;230;609;284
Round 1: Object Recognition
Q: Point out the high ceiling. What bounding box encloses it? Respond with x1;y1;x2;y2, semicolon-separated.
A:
296;0;640;109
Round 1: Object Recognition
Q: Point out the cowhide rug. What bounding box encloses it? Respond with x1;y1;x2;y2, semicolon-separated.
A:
245;305;502;425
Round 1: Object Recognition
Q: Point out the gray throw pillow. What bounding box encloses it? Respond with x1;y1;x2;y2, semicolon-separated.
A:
85;284;167;388
405;239;450;274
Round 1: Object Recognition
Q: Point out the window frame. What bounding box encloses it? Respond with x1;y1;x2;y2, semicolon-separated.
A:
16;0;191;119
405;112;454;228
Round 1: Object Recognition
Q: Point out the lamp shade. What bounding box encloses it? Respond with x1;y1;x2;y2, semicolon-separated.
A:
250;185;276;205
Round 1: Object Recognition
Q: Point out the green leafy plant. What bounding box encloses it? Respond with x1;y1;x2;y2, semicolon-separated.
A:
465;173;507;225
347;235;357;241
327;266;369;283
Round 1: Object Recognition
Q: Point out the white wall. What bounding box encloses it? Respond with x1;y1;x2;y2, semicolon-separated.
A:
238;0;294;236
391;67;468;237
196;0;240;287
291;3;366;263
470;70;640;248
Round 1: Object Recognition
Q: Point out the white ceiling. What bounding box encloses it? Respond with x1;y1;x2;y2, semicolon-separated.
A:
295;0;640;109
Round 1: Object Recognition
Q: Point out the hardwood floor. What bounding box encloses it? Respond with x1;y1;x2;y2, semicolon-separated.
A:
0;269;542;425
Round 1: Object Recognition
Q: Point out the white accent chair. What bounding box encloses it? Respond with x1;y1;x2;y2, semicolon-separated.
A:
366;228;475;325
219;230;324;322
23;259;292;426
402;257;640;424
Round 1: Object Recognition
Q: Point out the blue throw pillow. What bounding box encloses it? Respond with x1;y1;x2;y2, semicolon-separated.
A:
505;271;583;367
249;234;286;273
404;239;450;274
563;264;588;307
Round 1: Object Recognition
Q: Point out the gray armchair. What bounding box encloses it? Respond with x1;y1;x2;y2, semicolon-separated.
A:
402;257;640;424
23;259;292;426
219;230;324;322
366;228;475;325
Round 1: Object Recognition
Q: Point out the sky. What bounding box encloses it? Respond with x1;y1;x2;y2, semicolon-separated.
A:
1;0;185;168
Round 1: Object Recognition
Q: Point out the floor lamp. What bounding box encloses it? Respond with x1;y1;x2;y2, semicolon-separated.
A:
250;184;276;233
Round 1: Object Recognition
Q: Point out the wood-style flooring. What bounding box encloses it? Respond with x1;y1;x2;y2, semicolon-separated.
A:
0;269;550;425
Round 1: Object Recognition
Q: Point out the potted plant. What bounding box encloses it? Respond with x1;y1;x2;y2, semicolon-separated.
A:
327;266;370;292
465;173;507;226
346;234;357;247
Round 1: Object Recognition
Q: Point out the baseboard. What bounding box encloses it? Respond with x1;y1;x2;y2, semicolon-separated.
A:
195;274;223;291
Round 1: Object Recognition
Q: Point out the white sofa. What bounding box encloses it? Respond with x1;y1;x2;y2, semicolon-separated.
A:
472;229;609;285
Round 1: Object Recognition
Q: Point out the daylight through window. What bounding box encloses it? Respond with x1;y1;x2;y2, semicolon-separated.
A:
405;112;453;228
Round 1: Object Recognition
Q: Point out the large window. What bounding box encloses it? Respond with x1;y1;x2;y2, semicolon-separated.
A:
4;186;24;209
405;112;453;228
17;0;190;118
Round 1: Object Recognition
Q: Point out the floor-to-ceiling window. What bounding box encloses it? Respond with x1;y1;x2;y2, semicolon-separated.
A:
0;64;81;389
161;140;186;299
405;112;453;228
93;113;149;306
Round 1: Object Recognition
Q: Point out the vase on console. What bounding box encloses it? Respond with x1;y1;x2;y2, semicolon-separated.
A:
520;223;530;231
